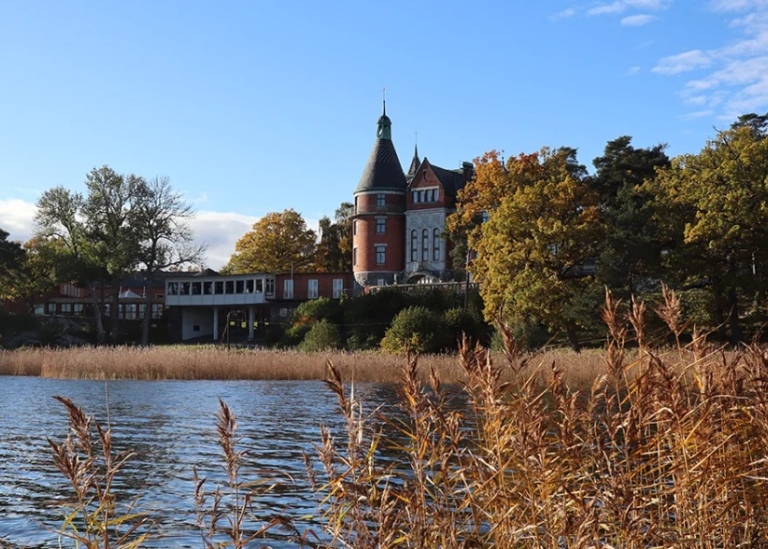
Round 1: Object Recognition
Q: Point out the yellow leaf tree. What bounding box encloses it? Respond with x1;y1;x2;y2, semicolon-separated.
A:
448;148;602;350
223;209;317;274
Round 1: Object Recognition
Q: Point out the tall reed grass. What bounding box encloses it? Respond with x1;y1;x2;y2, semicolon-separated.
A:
36;285;768;547
1;344;631;387
308;286;768;547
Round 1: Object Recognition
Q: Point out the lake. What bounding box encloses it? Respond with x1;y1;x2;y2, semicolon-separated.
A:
0;376;401;548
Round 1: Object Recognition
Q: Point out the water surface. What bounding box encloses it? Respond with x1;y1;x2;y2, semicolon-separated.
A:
0;376;399;548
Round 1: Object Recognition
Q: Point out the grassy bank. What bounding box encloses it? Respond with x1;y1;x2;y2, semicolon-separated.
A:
0;344;614;385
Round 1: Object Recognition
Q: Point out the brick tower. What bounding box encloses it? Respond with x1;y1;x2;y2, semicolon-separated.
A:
351;102;407;289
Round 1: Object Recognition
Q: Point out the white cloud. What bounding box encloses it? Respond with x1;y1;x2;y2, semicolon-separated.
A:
552;7;578;20
588;0;670;16
626;65;641;74
0;199;37;243
655;2;768;118
621;14;657;25
652;50;712;74
681;109;717;119
0;200;257;271
710;0;768;12
189;211;259;270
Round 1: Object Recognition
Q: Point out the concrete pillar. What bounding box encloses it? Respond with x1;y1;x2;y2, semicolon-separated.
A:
213;307;220;341
248;307;255;341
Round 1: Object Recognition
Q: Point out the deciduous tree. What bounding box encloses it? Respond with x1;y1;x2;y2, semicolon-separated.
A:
648;122;768;343
449;148;602;351
133;176;205;345
316;202;353;272
223;209;317;274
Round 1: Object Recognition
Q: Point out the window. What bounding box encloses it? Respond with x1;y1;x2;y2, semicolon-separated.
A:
34;304;44;315
284;279;294;299
376;217;386;234
353;219;357;235
376;193;385;207
308;279;318;299
192;282;202;295
74;303;84;315
266;278;275;295
354;196;358;214
245;279;254;293
181;282;190;295
422;229;429;261
375;245;386;265
433;228;441;260
203;281;212;294
215;281;224;294
125;304;137;320
225;280;234;294
61;303;72;315
235;280;244;293
333;278;344;299
412;190;419;203
152;304;163;319
168;282;179;295
255;279;263;293
138;304;146;319
377;279;385;287
410;230;417;261
353;247;358;266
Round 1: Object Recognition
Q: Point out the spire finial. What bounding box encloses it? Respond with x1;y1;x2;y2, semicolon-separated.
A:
382;86;386;115
414;131;418;157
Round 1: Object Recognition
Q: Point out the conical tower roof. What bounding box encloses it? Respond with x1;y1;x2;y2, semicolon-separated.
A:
355;102;407;193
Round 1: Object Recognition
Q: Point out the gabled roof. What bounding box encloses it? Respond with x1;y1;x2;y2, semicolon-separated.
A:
355;138;408;193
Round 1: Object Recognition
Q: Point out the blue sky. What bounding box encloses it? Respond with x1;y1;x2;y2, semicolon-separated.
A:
1;0;767;268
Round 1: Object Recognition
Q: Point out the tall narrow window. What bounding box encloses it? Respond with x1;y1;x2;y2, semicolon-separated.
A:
410;230;417;261
308;279;318;299
333;278;344;299
376;193;385;207
433;228;441;260
283;279;294;299
376;245;386;265
353;219;357;235
422;229;429;261
376;217;386;234
353;247;358;266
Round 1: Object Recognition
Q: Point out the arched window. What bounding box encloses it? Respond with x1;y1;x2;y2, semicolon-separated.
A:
433;228;440;260
422;229;429;261
410;230;417;262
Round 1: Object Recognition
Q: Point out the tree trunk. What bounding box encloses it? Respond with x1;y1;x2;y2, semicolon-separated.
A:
140;273;154;347
565;323;582;353
88;281;106;344
727;287;744;346
110;277;121;345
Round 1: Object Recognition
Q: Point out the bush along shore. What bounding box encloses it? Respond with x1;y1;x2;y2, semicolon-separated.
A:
13;287;768;547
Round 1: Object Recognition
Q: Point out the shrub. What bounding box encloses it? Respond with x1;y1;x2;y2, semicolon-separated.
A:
298;319;342;351
381;306;447;353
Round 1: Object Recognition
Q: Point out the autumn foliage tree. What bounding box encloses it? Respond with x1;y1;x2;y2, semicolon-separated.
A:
223;209;317;274
448;148;602;350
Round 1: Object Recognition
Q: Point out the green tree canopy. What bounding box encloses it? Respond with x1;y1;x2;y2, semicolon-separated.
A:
0;228;25;300
648;121;768;343
590;136;670;296
316;202;353;272
224;209;317;274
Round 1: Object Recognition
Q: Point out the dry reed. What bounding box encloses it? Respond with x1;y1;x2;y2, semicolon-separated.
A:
1;345;667;387
308;287;768;548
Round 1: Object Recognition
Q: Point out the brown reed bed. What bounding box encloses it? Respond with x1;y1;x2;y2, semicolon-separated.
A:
308;288;768;547
0;344;628;386
37;285;768;547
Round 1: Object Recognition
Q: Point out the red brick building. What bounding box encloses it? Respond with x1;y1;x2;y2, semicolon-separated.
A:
352;103;473;290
